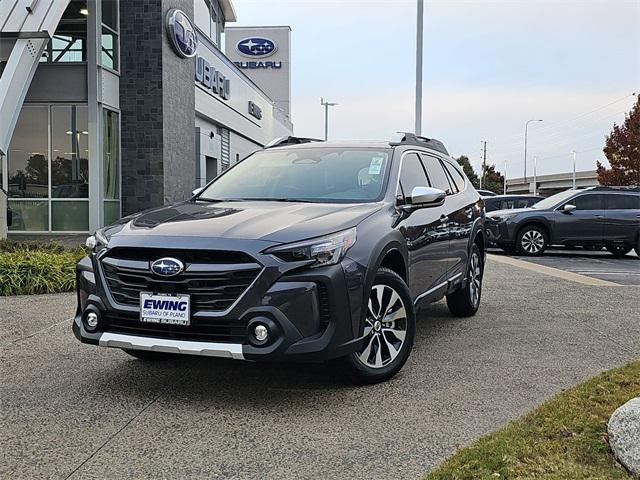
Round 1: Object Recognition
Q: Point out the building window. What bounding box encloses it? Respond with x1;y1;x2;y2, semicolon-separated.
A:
193;0;222;46
103;109;121;225
101;1;119;71
40;1;87;63
6;105;90;232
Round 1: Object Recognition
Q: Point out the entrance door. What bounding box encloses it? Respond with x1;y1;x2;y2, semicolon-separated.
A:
205;156;218;183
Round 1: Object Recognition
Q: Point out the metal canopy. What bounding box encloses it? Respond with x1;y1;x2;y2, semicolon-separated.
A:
0;0;71;156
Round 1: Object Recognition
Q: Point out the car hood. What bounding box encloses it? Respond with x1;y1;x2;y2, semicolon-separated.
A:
109;200;383;244
487;207;533;218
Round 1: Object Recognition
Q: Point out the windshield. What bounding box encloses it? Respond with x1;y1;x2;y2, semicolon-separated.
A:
531;189;577;210
198;147;391;203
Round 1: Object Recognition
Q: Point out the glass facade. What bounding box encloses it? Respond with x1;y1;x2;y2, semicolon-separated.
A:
194;0;224;46
101;0;119;70
6;105;90;232
40;1;87;63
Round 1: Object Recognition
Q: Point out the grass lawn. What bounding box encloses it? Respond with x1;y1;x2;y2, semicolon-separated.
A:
425;360;640;480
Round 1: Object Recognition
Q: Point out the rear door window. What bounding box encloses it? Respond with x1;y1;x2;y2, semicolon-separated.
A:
442;160;466;192
605;194;640;210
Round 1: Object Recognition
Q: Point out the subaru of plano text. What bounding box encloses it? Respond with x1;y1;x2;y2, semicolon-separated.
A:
74;134;486;383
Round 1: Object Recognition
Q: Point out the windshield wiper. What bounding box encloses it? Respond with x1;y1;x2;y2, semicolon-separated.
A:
195;197;243;203
237;197;316;203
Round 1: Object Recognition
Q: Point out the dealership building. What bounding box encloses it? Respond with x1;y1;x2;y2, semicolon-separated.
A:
0;0;293;235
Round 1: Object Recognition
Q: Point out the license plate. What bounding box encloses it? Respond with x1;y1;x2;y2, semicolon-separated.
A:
140;292;190;326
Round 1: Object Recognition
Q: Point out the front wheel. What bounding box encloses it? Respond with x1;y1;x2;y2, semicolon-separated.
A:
337;267;415;384
517;226;548;256
606;245;632;257
446;244;483;317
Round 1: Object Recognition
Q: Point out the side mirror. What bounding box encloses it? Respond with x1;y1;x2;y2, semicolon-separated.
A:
192;186;204;197
563;204;576;213
408;186;446;208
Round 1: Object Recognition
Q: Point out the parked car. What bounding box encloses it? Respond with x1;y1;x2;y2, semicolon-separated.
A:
74;133;486;384
486;186;640;256
484;194;543;212
477;189;497;197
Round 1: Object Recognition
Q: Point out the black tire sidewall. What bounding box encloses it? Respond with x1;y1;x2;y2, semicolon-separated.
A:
517;226;547;256
345;268;416;382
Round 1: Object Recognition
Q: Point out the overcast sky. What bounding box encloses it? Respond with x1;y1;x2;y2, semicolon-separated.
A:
231;0;639;178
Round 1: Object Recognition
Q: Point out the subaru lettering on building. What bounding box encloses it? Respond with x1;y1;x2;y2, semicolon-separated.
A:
236;37;277;58
195;56;231;100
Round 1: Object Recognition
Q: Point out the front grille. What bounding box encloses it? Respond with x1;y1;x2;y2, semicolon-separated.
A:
100;248;262;313
102;312;248;343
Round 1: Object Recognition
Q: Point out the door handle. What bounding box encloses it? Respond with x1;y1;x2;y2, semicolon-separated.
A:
594;214;603;218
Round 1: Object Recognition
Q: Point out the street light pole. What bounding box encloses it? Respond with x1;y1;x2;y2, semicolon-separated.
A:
533;155;537;196
571;150;577;189
504;159;508;195
415;0;424;135
320;97;338;141
524;119;543;182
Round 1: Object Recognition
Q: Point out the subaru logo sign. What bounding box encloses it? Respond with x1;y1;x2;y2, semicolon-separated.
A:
236;37;277;58
151;257;184;277
166;9;198;58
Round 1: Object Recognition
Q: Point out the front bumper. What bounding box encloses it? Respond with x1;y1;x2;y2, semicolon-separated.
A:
73;240;368;363
485;218;517;246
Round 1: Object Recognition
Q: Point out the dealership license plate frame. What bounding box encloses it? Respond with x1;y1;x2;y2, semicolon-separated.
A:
139;292;191;326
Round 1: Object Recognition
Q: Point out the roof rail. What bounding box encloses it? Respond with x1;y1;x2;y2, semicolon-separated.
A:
264;136;323;149
589;185;640;192
389;132;449;156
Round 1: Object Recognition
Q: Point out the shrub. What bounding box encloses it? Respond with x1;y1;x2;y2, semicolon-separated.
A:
0;245;87;296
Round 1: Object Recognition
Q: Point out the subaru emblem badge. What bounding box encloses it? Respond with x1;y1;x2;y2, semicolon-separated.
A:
150;257;184;277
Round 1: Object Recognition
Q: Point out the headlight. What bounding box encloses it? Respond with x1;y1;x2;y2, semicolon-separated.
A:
488;212;518;222
85;229;108;253
265;228;357;267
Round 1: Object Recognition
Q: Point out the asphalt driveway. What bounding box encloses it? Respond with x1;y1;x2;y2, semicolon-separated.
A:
1;257;639;479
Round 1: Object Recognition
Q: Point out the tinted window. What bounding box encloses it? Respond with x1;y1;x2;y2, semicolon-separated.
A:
568;194;604;210
484;198;499;212
442;161;465;192
421;155;453;194
605;194;640;210
399;153;429;199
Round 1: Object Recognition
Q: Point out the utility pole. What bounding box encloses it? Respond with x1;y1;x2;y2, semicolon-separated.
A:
415;0;424;135
320;97;338;141
480;140;487;190
571;150;577;189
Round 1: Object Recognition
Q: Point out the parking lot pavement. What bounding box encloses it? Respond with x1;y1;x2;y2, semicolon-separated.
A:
1;259;639;480
489;248;640;286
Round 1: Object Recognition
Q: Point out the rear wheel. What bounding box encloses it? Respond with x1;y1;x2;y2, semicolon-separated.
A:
606;245;632;257
123;349;178;361
446;244;483;317
337;267;415;384
517;226;548;256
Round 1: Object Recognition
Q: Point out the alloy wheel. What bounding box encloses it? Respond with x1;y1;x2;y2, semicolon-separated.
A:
521;230;545;254
357;284;408;369
469;252;481;307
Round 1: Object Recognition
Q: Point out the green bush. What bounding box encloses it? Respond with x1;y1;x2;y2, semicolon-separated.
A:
0;245;87;296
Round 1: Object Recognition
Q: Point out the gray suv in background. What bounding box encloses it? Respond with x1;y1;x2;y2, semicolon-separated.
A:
75;134;485;383
486;186;640;256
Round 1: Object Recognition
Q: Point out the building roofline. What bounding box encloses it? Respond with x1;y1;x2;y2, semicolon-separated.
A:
220;0;237;22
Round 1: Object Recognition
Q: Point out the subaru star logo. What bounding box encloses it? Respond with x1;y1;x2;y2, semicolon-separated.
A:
166;9;198;58
237;37;277;58
151;257;184;277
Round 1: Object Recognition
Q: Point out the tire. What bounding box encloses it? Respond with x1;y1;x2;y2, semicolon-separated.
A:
122;349;178;361
516;225;548;256
446;243;483;317
337;267;416;384
606;245;632;257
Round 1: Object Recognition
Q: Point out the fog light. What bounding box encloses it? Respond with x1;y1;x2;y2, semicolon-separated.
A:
87;312;99;328
253;324;268;342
